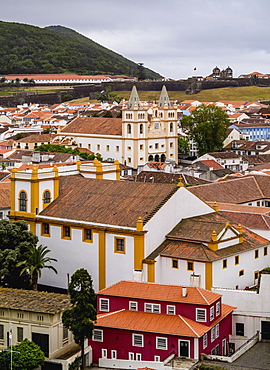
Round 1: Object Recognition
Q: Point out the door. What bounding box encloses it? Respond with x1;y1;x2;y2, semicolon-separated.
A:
261;321;270;340
222;338;226;356
32;332;49;357
179;340;189;357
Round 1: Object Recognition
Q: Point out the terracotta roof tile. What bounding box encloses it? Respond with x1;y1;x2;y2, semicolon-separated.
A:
60;116;122;136
40;177;178;228
95;305;234;337
0;182;10;208
99;281;221;305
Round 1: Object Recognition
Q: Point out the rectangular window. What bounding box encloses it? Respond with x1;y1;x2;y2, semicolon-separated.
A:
156;337;167;350
128;157;131;164
144;303;160;313
172;259;178;269
211;327;215;342
106;145;110;151
210;306;214;321
203;333;207;349
235;255;239;265
255;249;259;259
140;144;143;150
115;237;125;253
264;246;268;256
155;143;159;149
83;229;92;242
187;261;194;271
100;298;109;312
216;301;220;316
154;355;160;362
42;223;50;236
0;324;3;340
93;329;103;342
254;271;259;280
62;226;71;239
17;327;23;342
170;142;173;148
129;352;134;360
111;350;117;359
223;259;227;269
132;334;143;347
88;144;91;150
129;301;138;311
63;326;68;344
215;324;219;339
116;146;119;152
97;144;100;151
236;323;244;336
167;305;176;315
196;308;206;322
136;353;142;361
102;349;107;358
239;269;244;277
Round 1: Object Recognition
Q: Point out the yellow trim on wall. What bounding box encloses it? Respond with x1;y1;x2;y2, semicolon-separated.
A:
53;166;59;199
98;230;106;290
10;168;17;214
31;166;39;214
18;190;28;212
147;261;155;283
82;228;93;243
205;262;213;290
134;234;144;270
187;261;194;271
62;225;72;240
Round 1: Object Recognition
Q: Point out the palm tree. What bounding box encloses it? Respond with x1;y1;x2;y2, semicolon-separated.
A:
16;245;57;290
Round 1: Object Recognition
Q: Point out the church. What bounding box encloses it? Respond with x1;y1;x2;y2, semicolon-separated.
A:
55;86;179;168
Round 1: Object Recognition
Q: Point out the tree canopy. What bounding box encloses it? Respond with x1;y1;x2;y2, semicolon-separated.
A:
0;339;44;370
16;244;58;291
62;269;96;370
35;144;103;161
0;220;38;288
181;104;230;156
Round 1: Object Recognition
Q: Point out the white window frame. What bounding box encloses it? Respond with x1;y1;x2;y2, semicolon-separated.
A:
156;337;168;350
132;333;144;347
216;301;220;316
144;303;161;313
196;308;206;322
111;350;117;359
154;355;160;362
211;327;215;342
136;353;142;361
203;333;207;349
210;306;214;321
129;352;134;360
102;349;107;358
93;329;103;342
167;305;176;315
99;298;109;312
215;323;219;339
129;301;138;311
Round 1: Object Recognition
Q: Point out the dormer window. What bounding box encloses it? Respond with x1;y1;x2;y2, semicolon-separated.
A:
43;190;51;204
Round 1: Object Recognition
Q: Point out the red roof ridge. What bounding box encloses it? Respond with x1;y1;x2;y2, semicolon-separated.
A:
196;286;210;305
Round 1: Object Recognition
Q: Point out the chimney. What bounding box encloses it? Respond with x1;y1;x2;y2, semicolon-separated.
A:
182;286;187;297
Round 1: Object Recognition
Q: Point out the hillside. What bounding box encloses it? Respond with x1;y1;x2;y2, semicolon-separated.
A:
0;21;161;79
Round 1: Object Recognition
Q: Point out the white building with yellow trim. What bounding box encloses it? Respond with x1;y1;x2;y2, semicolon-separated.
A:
56;86;178;169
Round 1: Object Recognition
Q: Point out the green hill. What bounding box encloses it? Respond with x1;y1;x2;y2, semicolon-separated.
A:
0;21;161;79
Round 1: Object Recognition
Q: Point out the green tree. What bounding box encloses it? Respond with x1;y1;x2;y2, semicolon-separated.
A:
62;269;96;370
16;245;57;291
103;110;113;118
0;220;38;288
181;104;230;156
0;339;44;370
178;137;190;155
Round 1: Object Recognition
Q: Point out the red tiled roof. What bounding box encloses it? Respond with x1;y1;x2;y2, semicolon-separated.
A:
60;116;122;136
199;160;223;170
99;281;221;305
95;305;234;337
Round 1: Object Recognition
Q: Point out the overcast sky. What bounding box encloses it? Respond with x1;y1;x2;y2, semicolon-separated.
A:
1;0;270;79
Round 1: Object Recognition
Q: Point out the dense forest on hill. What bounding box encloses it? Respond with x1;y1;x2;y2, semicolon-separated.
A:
0;21;161;79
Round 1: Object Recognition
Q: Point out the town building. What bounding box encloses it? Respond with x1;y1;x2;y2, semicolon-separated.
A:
89;281;234;368
56;86;179;169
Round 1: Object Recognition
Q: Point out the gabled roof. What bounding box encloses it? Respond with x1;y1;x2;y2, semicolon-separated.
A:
95;305;234;337
40;176;179;228
197;160;223;170
98;281;220;305
189;175;270;204
60;116;122;136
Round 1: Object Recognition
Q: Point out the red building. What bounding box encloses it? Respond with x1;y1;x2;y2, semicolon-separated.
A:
89;281;235;367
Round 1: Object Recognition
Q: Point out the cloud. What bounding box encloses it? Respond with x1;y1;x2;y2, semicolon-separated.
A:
1;0;270;79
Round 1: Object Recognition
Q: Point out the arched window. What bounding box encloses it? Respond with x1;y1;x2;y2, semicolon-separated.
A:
170;122;173;133
43;190;51;204
140;124;143;134
148;155;154;162
19;191;27;212
127;124;131;134
154;154;160;162
161;154;166;162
